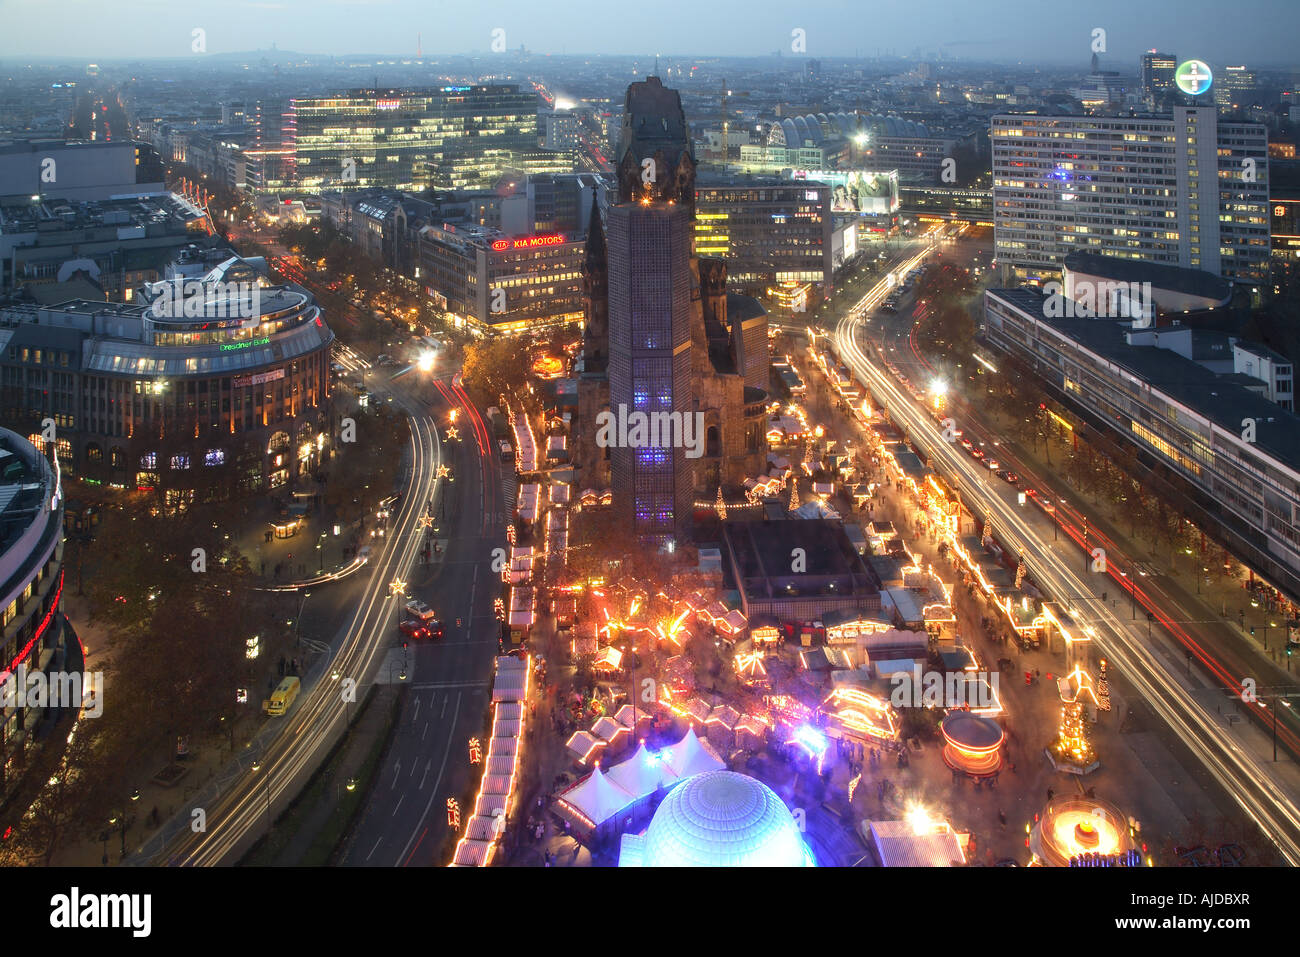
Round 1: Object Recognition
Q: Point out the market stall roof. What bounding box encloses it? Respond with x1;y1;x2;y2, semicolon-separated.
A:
451;840;496;867
685;698;714;723
591;716;625;743
566;731;603;764
614;705;646;729
707;704;741;730
465;816;499;842
492;665;528;703
735;715;769;738
495;701;525;722
558;765;634;826
865;819;966;867
482;773;513;796
490;736;519;757
593;646;623;671
719;608;748;634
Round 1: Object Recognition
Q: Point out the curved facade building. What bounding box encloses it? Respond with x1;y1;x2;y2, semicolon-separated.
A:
619;770;815;867
0;257;334;498
0;428;70;793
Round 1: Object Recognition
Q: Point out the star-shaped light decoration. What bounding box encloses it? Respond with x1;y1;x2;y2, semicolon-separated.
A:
437;465;451;479
388;578;407;599
445;426;460;441
417;514;435;530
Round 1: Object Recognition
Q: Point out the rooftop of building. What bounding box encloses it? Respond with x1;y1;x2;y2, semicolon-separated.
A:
988;287;1300;469
722;518;880;594
0;428;55;559
0;191;200;236
1063;251;1232;303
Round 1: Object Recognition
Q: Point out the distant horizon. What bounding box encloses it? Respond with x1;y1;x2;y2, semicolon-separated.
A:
0;0;1296;67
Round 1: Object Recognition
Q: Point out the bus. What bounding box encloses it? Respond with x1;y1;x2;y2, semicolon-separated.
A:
266;676;301;716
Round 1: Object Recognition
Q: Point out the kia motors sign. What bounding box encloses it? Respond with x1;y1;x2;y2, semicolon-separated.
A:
491;234;566;252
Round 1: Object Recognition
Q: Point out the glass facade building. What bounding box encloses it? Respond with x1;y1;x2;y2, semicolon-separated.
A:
289;86;541;192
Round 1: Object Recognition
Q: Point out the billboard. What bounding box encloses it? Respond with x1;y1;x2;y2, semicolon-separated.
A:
790;169;900;215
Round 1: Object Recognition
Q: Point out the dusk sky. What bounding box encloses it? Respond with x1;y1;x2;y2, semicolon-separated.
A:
0;0;1297;65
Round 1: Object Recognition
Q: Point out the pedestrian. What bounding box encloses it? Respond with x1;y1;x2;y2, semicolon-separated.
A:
1047;787;1055;802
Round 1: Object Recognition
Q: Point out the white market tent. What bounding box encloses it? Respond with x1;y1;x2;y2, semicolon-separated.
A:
606;741;679;797
558;765;635;827
661;726;726;779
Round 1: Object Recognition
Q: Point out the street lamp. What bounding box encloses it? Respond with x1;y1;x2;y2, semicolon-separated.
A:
293;591;313;649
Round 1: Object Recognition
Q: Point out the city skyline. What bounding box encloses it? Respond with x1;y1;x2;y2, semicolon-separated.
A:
0;0;1297;66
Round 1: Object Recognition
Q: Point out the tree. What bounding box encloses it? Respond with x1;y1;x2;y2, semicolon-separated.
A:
461;336;533;411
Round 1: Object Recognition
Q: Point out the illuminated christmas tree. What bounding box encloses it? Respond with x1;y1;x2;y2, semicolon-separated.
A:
715;483;727;520
788;474;799;512
1050;701;1097;769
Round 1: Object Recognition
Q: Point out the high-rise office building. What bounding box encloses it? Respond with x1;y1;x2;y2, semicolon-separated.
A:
1215;65;1258;113
991;107;1270;284
1140;51;1177;99
288;86;542;192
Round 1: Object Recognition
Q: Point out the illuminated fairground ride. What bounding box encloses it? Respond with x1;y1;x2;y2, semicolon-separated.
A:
1028;795;1142;867
819;686;899;744
940;711;1003;778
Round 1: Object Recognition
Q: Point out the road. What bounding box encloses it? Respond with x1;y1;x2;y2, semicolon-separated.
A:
831;240;1300;864
142;356;444;865
338;370;508;867
876;264;1300;760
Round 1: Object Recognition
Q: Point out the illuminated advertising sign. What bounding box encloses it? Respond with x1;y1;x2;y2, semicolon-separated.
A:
219;336;271;353
790;169;900;216
233;368;286;388
1174;60;1213;96
490;234;567;252
375;99;402;110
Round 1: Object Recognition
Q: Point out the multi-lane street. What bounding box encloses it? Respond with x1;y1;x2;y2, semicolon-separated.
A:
830;244;1300;864
140;353;445;864
338;372;508;867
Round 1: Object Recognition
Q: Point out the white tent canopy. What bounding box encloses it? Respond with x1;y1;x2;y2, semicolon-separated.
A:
606;741;680;798
661;726;726;779
559;765;634;826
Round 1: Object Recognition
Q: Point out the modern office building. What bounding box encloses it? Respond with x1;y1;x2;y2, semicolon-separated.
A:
694;174;833;298
0;256;334;500
415;222;587;334
1140;52;1178;100
984;285;1300;600
288;86;544;192
543;111;582;152
576;77;769;544
0;140;165;203
1215;65;1258;113
991;107;1270;284
0;427;75;796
